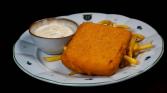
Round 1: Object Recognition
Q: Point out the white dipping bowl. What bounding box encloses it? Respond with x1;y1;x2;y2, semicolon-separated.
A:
29;18;78;55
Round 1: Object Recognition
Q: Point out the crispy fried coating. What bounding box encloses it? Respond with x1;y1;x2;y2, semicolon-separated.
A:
61;22;132;76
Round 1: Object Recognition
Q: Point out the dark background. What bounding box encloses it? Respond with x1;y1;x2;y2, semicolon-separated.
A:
2;0;167;92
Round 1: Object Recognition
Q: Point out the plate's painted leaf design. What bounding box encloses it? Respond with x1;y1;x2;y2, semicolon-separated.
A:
27;61;32;65
145;56;151;61
137;26;143;30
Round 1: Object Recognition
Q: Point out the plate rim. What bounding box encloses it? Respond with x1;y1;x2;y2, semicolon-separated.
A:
13;12;164;86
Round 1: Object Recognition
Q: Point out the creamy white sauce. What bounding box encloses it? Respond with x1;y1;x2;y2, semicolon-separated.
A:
33;23;73;38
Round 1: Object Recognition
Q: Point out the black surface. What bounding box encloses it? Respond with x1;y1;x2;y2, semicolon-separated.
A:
2;0;167;92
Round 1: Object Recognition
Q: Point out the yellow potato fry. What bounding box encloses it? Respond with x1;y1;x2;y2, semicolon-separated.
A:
128;48;133;57
133;33;145;41
43;55;61;62
133;42;139;51
128;37;136;57
113;24;129;29
68;71;77;76
98;20;113;26
124;55;138;65
138;42;154;50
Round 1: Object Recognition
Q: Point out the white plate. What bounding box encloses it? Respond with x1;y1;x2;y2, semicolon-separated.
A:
13;13;164;86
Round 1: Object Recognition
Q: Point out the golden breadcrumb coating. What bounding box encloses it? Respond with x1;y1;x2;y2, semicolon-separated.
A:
62;22;132;76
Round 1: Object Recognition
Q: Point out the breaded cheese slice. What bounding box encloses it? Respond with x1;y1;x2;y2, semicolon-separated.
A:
61;22;132;76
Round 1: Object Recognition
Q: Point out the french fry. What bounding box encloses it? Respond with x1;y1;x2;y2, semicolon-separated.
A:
98;20;129;29
133;42;139;51
98;20;113;26
129;33;145;56
113;24;129;29
43;55;61;62
137;42;154;51
124;55;138;65
128;36;136;57
68;71;77;76
133;33;145;41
